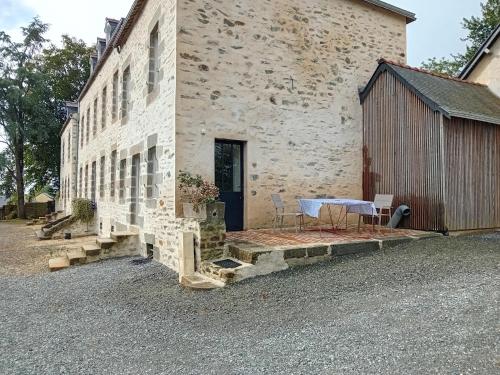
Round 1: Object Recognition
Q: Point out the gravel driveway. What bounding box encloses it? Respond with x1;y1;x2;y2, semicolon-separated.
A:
1;234;499;374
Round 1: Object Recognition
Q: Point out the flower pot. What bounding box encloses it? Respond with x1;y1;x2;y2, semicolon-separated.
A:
182;202;225;222
182;203;207;219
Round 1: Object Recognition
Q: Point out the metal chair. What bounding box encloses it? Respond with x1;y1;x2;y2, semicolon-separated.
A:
358;194;394;231
271;194;304;232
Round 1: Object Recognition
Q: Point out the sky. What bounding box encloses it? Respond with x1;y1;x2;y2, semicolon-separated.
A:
0;0;484;66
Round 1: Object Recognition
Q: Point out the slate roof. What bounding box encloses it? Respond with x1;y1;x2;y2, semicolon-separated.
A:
360;59;500;125
460;24;500;80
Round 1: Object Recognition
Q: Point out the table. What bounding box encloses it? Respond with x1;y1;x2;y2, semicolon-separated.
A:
299;198;378;231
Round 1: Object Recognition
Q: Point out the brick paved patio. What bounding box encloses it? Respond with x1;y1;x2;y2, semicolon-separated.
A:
226;226;433;248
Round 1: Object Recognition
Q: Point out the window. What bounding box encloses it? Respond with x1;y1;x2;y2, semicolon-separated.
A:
119;159;126;201
86;108;90;144
67;132;71;162
146;146;158;198
112;71;119;121
110;150;117;198
99;156;105;199
80;115;85;148
121;67;131;119
79;166;83;198
61;140;65;165
148;23;160;93
93;98;98;137
91;161;97;202
84;164;89;199
101;86;107;130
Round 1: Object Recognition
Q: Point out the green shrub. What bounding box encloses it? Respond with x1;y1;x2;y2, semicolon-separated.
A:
72;198;95;226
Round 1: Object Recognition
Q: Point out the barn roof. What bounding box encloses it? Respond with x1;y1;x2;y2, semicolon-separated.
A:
360;59;500;125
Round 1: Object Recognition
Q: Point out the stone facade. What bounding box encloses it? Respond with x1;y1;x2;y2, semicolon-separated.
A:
467;37;500;97
175;0;408;228
60;0;410;273
59;114;79;213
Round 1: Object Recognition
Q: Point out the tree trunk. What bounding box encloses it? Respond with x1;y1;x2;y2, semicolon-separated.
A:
15;141;26;219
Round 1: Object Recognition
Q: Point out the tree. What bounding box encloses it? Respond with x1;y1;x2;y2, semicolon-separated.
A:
0;18;50;218
26;36;92;193
421;0;500;76
0;19;92;217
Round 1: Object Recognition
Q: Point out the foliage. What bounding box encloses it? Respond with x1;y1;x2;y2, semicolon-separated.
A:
27;35;92;192
0;18;92;217
421;0;500;76
178;171;219;211
0;17;50;218
0;151;15;197
72;198;95;224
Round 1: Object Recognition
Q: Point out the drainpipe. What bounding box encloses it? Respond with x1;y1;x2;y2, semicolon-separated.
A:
388;205;411;229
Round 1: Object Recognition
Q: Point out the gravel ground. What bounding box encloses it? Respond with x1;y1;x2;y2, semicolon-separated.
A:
0;221;95;276
1;234;499;374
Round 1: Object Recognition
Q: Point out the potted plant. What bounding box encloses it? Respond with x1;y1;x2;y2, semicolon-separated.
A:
178;171;222;220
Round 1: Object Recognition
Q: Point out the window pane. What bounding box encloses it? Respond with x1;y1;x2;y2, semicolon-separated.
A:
232;144;241;192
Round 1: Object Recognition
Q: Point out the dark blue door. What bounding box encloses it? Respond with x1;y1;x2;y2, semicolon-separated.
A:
215;140;244;231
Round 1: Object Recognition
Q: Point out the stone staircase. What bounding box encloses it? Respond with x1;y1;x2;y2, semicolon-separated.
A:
49;231;139;272
36;215;76;240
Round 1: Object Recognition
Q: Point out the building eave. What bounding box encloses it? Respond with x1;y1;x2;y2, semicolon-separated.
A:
362;0;416;23
459;24;500;80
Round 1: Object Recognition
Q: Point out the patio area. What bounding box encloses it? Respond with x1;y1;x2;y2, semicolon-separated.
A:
200;225;443;284
226;226;432;248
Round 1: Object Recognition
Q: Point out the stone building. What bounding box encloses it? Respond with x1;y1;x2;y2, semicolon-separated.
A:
59;0;415;272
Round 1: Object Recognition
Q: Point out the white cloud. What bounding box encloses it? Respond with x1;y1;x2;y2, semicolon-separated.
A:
6;0;131;45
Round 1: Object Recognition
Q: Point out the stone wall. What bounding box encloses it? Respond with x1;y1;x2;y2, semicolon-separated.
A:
59;115;79;215
175;0;408;229
76;0;184;271
62;0;410;273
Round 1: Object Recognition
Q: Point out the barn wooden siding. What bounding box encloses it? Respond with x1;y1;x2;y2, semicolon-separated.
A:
443;118;500;231
362;71;446;231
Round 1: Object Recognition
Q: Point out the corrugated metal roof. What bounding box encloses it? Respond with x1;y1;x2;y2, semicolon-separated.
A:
361;60;500;125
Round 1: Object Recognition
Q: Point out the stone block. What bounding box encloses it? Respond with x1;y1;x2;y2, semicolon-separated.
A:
283;248;307;260
306;246;329;258
331;241;380;256
379;237;415;250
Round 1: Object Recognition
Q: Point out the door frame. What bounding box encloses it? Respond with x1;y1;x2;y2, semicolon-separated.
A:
214;138;246;231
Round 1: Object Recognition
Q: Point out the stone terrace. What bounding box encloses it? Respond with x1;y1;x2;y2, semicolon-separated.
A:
199;227;442;285
226;227;431;247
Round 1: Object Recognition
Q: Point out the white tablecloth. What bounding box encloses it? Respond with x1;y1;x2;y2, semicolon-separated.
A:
299;198;377;218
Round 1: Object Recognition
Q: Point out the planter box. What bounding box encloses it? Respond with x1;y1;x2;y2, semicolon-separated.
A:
182;202;225;222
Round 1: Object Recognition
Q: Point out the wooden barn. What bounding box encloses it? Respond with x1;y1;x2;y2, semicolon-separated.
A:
360;59;500;232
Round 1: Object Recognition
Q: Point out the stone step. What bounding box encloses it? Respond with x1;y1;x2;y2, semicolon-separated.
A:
110;231;138;241
82;244;101;257
96;237;117;249
181;274;224;290
49;256;70;272
67;249;87;266
35;230;51;240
